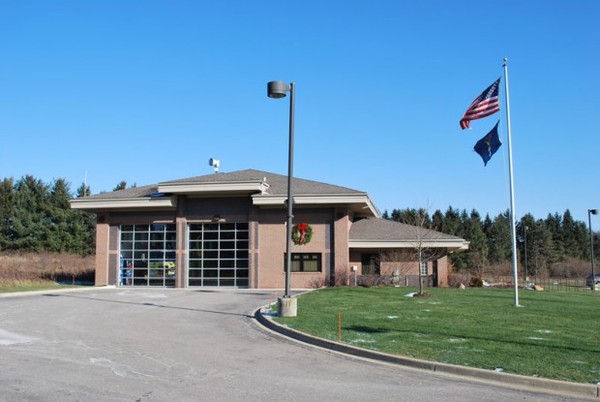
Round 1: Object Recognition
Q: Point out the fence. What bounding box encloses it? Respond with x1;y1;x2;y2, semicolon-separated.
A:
488;276;593;293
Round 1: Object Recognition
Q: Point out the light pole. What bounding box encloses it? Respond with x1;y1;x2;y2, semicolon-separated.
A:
588;208;598;291
267;81;297;316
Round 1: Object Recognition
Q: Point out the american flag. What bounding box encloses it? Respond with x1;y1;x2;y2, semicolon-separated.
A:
460;78;500;129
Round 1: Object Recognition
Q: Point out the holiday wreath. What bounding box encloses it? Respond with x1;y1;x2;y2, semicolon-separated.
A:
292;223;313;245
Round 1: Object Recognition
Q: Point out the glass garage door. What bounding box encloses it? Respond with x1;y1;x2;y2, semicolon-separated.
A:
119;224;176;287
188;223;249;287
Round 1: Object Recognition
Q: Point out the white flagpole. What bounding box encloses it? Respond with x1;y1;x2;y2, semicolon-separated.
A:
503;57;521;307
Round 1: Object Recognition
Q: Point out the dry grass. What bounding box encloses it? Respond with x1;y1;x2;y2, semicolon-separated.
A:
0;252;95;286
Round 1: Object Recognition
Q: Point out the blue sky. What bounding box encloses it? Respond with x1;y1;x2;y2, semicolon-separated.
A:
1;0;598;223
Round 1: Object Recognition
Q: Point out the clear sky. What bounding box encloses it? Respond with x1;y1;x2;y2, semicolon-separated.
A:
1;1;598;223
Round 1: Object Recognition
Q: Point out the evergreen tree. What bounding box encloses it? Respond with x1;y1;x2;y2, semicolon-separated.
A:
10;176;49;251
518;214;536;277
487;211;512;264
431;209;444;232
442;206;462;237
391;208;431;226
446;208;469;270
545;212;564;262
45;179;72;252
113;181;127;191
76;182;91;197
562;210;579;259
0;178;14;250
463;210;488;277
528;219;553;276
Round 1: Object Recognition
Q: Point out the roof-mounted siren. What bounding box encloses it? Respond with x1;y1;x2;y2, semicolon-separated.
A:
208;158;220;173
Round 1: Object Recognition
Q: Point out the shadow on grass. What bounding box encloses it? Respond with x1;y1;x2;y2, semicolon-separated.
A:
346;325;390;334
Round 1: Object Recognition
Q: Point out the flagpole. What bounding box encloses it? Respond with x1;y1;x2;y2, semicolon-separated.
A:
503;57;521;307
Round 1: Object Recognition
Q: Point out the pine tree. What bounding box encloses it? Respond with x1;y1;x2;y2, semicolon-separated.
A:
76;182;91;197
0;178;14;250
488;211;512;264
113;181;127;191
464;210;488;277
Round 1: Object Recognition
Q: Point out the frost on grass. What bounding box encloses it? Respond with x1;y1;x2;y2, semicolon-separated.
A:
350;339;376;344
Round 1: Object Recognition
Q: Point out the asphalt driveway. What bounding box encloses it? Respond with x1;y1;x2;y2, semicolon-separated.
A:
0;288;587;401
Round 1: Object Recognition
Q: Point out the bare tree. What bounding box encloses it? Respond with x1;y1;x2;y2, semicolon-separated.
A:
393;207;451;295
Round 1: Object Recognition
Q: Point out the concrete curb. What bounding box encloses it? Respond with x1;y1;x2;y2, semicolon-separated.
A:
254;307;599;400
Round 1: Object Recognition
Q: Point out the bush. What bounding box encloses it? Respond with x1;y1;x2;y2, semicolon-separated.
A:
334;270;350;286
308;276;327;288
448;271;468;288
357;275;382;287
548;259;589;278
356;275;393;287
469;277;484;287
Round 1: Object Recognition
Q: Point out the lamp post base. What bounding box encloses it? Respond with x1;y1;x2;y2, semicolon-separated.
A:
278;296;297;317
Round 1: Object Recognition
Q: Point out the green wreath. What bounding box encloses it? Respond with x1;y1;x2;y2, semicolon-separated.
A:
292;223;313;245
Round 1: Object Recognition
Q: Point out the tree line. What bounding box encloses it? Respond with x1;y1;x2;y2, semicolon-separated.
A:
0;176;95;255
383;207;599;278
0;175;597;277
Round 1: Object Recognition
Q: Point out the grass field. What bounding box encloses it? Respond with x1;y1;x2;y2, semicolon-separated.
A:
275;287;600;384
0;252;94;292
0;281;82;293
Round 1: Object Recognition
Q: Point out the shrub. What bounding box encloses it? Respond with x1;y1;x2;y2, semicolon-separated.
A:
469;276;484;287
357;275;377;287
308;276;326;289
357;275;390;287
334;270;350;286
448;271;468;288
548;259;589;278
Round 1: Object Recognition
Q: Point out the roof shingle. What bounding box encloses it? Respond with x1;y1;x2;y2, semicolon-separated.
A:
349;217;463;241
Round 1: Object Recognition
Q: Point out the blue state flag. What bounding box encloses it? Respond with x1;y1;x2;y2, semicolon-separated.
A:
474;121;502;166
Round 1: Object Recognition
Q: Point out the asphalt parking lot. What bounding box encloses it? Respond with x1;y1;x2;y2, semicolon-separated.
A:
0;287;591;401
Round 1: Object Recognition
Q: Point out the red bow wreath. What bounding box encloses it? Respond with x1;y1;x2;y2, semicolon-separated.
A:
292;223;313;245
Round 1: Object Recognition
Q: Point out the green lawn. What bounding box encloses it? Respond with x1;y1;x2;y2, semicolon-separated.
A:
0;281;81;293
275;287;600;384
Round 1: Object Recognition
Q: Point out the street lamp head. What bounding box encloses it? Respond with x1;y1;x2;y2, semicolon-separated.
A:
590;209;599;215
267;81;290;99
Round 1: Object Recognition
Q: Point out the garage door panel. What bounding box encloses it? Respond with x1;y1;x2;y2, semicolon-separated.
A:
187;222;249;288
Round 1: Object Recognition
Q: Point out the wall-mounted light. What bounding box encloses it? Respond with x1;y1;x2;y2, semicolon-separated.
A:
212;215;225;223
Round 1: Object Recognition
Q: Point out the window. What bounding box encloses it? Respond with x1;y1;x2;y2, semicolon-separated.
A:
361;254;380;275
420;260;428;276
285;253;322;272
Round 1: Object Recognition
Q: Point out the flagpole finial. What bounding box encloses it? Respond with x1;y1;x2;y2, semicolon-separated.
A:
503;57;508;65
